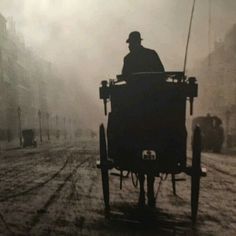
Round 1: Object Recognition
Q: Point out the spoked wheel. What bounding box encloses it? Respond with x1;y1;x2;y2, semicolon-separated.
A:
191;126;202;224
99;124;110;211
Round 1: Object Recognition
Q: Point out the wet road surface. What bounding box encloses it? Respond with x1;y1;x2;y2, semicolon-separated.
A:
0;141;235;235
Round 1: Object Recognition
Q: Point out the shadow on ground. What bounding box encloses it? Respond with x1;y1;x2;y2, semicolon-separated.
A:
92;203;201;236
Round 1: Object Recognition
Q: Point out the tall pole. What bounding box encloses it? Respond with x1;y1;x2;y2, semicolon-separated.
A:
208;0;212;66
69;118;72;140
183;0;196;76
56;115;59;139
225;110;231;148
64;117;66;140
17;106;22;147
46;112;50;141
73;119;76;139
38;110;42;143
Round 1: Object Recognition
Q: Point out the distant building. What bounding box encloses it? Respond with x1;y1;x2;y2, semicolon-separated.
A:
194;24;236;146
0;12;80;145
0;13;7;35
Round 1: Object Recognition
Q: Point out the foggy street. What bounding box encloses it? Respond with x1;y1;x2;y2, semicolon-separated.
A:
0;0;236;235
0;140;235;236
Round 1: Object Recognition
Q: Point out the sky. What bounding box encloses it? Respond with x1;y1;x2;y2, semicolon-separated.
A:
1;0;236;128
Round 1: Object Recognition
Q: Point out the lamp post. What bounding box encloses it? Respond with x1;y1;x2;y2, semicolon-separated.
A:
69;118;72;140
225;109;231;148
46;112;50;141
56;115;59;139
64;117;66;140
73;120;76;139
38;110;42;143
17;106;22;147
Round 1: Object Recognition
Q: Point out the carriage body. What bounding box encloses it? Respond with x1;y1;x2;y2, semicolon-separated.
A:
102;72;197;174
98;72;205;223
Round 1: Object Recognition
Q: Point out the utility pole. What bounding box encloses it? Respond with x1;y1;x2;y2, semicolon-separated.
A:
17;106;22;147
46;112;50;141
56;115;59;139
225;110;231;148
69;118;72;140
38;110;42;143
64;117;66;140
73;119;76;139
208;0;212;66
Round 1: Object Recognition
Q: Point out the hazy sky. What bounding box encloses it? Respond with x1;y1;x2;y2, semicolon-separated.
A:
1;0;236;128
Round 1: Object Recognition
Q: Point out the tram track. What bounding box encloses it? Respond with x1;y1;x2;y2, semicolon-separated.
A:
41;159;93;235
187;151;236;178
0;147;92;235
0;146;94;200
0;150;71;236
0;149;71;202
0;149;66;184
201;153;236;178
27;155;90;234
0;147;97;203
201;160;236;178
0;154;70;202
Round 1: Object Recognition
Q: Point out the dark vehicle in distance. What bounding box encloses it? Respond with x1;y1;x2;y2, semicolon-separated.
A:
22;129;37;148
98;72;207;223
192;115;224;153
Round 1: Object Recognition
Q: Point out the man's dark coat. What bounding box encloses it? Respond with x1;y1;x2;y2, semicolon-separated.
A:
122;45;164;77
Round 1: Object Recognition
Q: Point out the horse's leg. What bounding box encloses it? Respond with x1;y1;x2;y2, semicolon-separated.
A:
138;173;145;206
147;174;155;207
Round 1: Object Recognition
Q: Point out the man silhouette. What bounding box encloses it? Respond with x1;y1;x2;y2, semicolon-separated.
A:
122;31;164;80
122;31;165;207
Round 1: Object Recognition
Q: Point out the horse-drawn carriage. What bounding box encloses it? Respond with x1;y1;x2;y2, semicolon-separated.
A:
22;129;37;148
192;115;224;153
97;72;206;223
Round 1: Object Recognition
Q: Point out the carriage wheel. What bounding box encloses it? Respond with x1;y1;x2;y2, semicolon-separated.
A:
100;124;110;211
191;126;202;224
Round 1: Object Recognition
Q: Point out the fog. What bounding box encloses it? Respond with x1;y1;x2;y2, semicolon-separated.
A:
1;0;236;129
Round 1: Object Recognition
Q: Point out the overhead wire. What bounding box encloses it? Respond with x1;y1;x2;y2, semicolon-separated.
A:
208;0;212;66
183;0;197;76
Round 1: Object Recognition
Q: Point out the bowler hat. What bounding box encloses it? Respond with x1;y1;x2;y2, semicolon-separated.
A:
126;31;143;43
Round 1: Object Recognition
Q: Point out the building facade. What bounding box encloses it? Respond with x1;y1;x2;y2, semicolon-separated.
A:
194;24;236;146
0;13;79;145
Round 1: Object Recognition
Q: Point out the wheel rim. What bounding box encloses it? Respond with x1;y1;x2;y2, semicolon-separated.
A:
100;124;110;210
191;126;201;223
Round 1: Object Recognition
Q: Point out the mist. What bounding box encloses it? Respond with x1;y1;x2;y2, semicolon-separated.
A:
1;0;236;129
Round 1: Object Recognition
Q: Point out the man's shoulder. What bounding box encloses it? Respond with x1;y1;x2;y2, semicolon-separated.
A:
141;47;157;55
124;52;132;61
123;46;157;60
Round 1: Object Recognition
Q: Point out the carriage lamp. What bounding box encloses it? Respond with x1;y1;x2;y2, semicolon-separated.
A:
188;77;196;84
100;80;110;115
